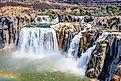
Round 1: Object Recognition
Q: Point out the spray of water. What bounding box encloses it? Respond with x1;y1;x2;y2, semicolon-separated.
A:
0;52;80;76
9;27;81;76
2;26;94;77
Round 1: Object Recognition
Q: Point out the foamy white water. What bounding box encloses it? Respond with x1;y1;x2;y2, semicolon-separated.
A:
67;24;92;58
14;26;96;77
77;45;96;76
18;28;59;56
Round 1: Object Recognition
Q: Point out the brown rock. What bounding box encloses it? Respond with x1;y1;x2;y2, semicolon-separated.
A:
0;6;36;52
51;23;84;52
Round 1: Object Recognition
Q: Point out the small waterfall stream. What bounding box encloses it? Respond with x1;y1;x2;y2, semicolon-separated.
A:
67;24;92;58
77;45;96;76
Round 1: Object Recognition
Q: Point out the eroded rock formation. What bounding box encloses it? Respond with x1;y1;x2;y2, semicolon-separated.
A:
85;34;121;81
95;16;121;31
51;23;84;52
77;29;99;57
0;6;35;52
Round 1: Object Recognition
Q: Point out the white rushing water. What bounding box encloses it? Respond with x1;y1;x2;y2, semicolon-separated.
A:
66;24;98;76
67;24;92;58
77;45;96;76
17;28;59;56
67;31;83;58
15;25;96;77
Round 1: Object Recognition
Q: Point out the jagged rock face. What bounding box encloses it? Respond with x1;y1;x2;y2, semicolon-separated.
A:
117;65;121;78
0;6;36;52
57;14;80;22
96;16;121;31
0;16;24;52
0;30;4;49
86;40;109;79
77;30;100;57
86;35;121;81
112;65;121;81
51;23;84;52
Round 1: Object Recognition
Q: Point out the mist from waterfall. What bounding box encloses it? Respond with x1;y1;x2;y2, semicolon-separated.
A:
66;24;95;76
13;27;80;76
14;26;95;77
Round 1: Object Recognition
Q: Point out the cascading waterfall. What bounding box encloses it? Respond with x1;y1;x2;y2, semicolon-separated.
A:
67;24;92;58
77;45;96;76
66;24;100;76
17;28;59;55
67;31;83;58
66;30;96;76
16;24;100;77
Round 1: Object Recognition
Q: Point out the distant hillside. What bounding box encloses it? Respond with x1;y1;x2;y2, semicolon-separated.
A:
0;0;121;3
0;0;121;7
67;0;121;3
0;1;53;9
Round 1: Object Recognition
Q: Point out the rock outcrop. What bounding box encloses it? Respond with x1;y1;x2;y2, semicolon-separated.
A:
95;16;121;31
86;34;121;81
51;23;84;52
77;29;99;57
57;13;80;22
112;65;121;81
0;6;35;52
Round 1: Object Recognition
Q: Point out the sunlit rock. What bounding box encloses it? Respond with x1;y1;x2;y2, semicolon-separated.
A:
51;23;84;52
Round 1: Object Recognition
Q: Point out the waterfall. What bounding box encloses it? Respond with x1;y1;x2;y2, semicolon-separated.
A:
51;17;59;24
77;45;96;76
16;24;96;77
67;24;92;58
17;28;59;55
67;31;83;58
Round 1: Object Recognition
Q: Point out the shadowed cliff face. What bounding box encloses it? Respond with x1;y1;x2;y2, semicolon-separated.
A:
84;34;121;81
0;16;24;52
52;23;121;80
0;6;36;52
95;16;121;31
57;14;81;22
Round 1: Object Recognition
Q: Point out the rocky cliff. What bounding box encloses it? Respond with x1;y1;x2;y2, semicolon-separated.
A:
0;6;35;52
51;23;84;52
52;23;121;80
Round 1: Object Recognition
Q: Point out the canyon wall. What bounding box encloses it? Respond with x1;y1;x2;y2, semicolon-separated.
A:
0;6;35;52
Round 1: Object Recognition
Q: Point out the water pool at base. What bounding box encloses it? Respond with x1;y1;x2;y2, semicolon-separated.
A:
0;53;89;81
